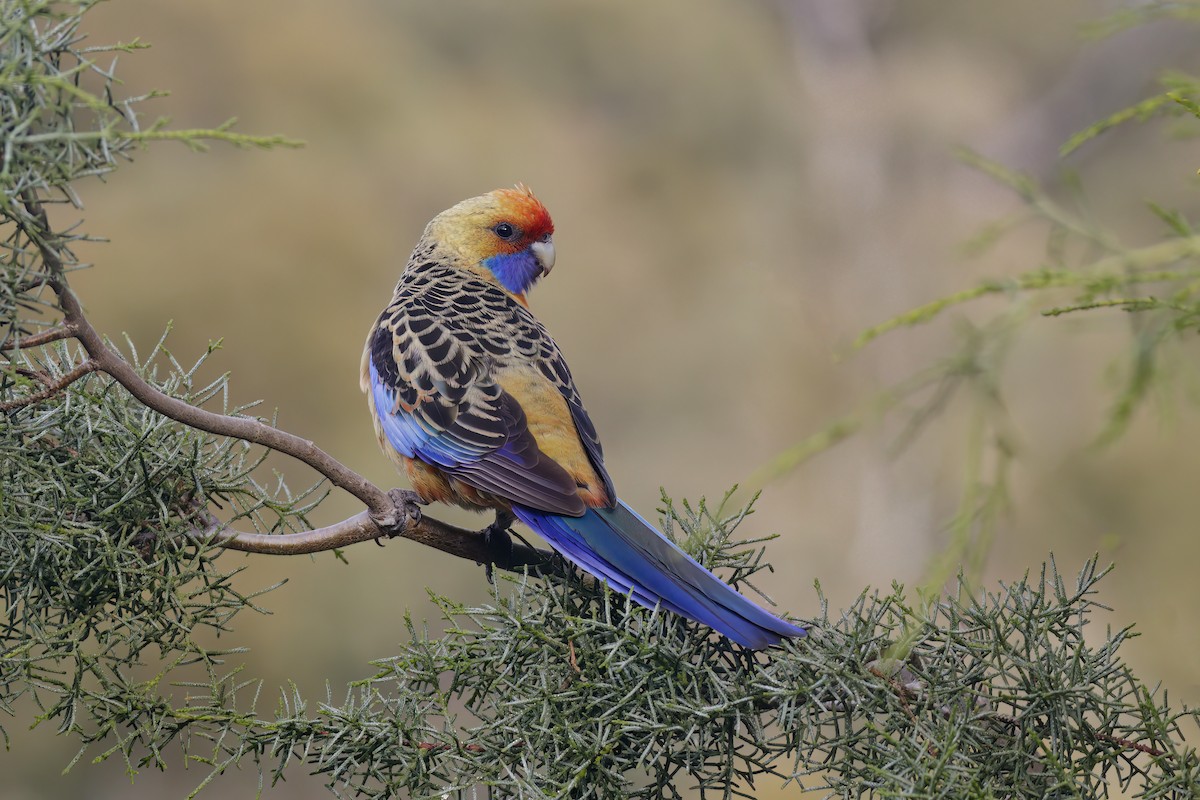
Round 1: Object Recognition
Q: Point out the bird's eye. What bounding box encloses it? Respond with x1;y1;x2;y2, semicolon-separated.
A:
493;222;518;241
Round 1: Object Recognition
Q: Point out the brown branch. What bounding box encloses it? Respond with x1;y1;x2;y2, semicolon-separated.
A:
15;274;51;294
868;664;939;757
188;508;565;578
1092;732;1166;758
1;324;76;351
979;709;1170;760
10;366;53;385
0;359;99;411
65;297;391;514
13;189;566;580
19;190;388;512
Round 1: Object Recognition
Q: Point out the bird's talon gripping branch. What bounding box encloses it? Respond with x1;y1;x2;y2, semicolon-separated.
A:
479;509;516;583
371;488;425;541
399;489;426;525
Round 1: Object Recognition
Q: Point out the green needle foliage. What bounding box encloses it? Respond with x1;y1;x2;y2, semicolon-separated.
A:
1;0;313;778
302;532;1196;800
2;1;1200;798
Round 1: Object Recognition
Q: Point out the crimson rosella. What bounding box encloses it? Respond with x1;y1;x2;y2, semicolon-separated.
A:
360;185;805;649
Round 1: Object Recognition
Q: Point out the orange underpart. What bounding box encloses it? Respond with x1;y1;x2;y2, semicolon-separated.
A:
403;457;456;505
404;456;509;512
404;454;610;514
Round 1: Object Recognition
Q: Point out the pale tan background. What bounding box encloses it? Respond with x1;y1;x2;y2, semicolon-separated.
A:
6;1;1200;797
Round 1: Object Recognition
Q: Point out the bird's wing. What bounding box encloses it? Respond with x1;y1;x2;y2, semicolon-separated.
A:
366;297;587;516
491;362;615;510
524;331;617;508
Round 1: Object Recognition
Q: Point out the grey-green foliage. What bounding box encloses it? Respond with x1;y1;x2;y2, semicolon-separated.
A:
1;0;313;775
290;507;1197;800
55;493;1195;799
0;332;318;757
2;1;1200;799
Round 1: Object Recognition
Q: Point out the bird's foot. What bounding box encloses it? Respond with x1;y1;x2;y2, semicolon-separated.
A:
479;510;516;583
370;488;425;545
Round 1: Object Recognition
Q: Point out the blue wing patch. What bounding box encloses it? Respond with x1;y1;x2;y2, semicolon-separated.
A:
368;358;586;516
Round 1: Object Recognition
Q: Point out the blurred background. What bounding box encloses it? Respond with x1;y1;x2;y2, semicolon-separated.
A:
7;1;1200;797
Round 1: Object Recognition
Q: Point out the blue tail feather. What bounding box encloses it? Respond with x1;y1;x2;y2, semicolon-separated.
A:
512;500;806;649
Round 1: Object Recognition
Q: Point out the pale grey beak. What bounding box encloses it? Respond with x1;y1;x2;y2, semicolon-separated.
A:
530;235;556;276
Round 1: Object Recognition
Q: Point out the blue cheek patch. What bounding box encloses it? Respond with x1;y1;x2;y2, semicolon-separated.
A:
483;249;542;294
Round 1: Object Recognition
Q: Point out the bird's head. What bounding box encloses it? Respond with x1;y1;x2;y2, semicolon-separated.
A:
421;184;555;299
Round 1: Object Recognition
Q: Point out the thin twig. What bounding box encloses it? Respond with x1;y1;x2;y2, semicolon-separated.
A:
1093;732;1166;758
14;274;51;294
1;324;75;351
0;359;99;411
10;366;53;385
415;741;488;753
985;710;1169;759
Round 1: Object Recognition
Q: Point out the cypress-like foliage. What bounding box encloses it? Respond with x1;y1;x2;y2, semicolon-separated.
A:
2;2;1199;797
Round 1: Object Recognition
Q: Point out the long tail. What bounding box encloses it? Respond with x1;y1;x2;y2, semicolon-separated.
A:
512;500;805;649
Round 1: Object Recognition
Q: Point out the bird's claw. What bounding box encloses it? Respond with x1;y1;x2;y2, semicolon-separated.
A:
371;489;425;544
479;510;515;584
390;488;425;527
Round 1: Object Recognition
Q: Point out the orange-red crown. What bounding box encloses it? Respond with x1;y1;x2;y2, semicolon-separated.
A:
490;183;554;241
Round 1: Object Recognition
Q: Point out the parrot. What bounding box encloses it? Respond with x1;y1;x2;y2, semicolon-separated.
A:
360;185;806;649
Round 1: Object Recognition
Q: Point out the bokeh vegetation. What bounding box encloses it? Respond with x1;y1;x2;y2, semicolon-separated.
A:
4;0;1200;797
